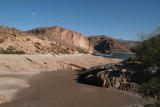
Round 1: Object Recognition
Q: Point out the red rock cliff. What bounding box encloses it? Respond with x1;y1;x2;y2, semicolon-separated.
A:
28;26;93;51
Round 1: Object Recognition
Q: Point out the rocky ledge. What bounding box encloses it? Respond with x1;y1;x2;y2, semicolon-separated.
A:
78;62;159;94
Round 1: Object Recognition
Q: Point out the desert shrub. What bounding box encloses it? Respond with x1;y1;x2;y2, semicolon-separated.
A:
35;49;40;53
133;35;160;67
15;50;25;54
131;71;153;84
131;27;160;67
35;42;41;46
76;47;89;54
0;48;4;54
0;46;25;54
38;36;45;40
51;43;54;46
128;55;137;61
4;46;16;54
142;71;160;106
26;38;30;41
132;27;160;106
11;27;20;31
0;38;4;43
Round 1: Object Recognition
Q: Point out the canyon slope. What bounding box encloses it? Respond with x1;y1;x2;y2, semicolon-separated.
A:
88;35;132;54
27;26;93;51
0;26;83;54
0;26;93;54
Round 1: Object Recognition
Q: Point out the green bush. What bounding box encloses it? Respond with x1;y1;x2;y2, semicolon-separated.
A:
133;27;160;106
15;50;25;54
26;38;30;41
0;48;4;54
132;27;160;67
0;46;25;54
0;38;4;43
133;35;160;67
142;71;160;106
5;46;16;54
35;42;41;45
76;47;89;54
51;43;54;46
128;55;137;61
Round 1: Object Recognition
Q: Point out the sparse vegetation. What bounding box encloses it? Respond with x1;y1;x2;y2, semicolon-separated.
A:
51;43;54;46
76;47;89;54
35;49;40;53
128;55;137;61
0;46;25;54
0;38;4;43
26;38;30;41
15;50;25;54
131;27;160;67
130;27;160;106
35;42;41;46
38;35;45;40
142;72;160;107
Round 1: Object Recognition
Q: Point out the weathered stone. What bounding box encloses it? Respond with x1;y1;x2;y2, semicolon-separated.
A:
110;77;121;88
106;78;111;88
0;94;7;104
78;62;143;93
121;69;127;73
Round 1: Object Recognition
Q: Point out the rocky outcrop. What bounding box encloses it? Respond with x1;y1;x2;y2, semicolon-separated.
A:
88;35;131;54
27;26;93;51
78;62;157;93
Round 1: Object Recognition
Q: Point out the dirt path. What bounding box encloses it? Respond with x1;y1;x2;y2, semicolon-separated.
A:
1;69;141;107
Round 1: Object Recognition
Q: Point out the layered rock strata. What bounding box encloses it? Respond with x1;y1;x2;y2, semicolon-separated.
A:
28;26;93;51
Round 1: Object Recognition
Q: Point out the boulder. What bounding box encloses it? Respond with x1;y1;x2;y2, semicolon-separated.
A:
78;62;142;93
0;94;7;104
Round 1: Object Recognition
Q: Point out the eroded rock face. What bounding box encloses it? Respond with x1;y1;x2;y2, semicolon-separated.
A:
88;35;131;54
78;62;146;93
28;26;93;51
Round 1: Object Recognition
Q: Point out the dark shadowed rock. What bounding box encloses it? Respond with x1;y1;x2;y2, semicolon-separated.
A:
88;35;132;54
78;62;152;93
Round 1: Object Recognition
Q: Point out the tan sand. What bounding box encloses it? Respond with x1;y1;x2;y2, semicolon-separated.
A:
1;70;142;107
0;54;142;106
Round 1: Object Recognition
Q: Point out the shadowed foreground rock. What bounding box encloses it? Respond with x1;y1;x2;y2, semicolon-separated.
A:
78;62;158;94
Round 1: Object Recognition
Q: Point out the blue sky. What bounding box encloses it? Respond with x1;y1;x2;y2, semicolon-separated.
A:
0;0;160;40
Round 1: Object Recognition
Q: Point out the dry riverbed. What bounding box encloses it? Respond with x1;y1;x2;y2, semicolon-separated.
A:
0;54;142;107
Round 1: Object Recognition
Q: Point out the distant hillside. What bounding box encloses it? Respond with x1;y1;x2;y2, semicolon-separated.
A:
27;26;93;51
121;40;139;49
88;35;132;54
